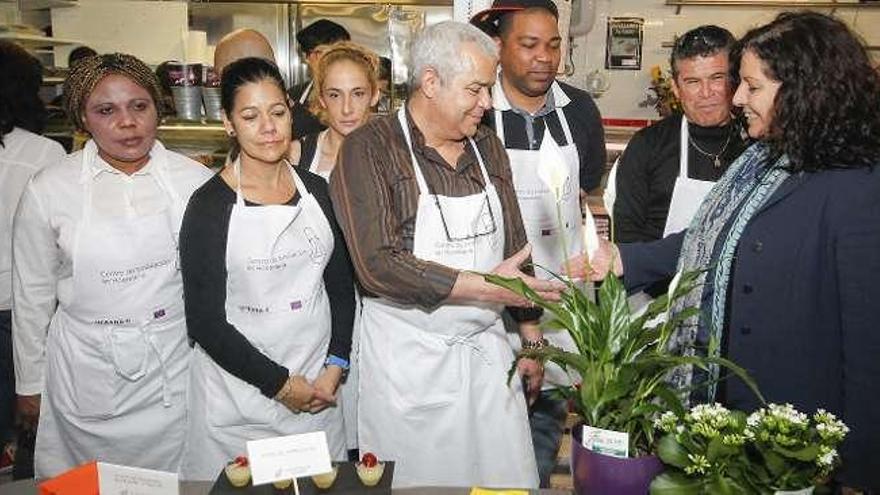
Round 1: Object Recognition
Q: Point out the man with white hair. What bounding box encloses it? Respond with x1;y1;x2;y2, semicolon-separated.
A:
331;21;560;488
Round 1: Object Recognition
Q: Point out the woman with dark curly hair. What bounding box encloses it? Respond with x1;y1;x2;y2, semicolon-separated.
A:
0;40;66;467
584;11;880;491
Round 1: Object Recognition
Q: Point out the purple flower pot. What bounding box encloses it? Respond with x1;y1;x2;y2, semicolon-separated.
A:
571;424;664;495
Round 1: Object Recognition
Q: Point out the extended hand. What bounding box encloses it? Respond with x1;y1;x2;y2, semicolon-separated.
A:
562;238;623;281
307;366;341;413
490;245;566;306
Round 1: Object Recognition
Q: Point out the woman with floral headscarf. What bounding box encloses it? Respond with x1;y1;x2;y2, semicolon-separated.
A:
12;53;212;477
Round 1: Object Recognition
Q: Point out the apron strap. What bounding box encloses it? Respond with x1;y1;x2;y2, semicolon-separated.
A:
299;81;313;105
234;157;312;204
555;106;575;146
308;130;326;175
494;108;506;145
397;106;495;196
679;115;689;179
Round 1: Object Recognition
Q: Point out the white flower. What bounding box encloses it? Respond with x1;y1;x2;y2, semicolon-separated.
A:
666;270;683;312
817;447;838;467
536;147;570;203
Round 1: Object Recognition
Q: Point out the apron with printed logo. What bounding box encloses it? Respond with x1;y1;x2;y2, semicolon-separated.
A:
36;141;188;477
181;160;344;480
357;108;538;488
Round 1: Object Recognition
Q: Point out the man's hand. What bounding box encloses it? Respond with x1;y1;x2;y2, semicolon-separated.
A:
16;394;40;431
489;245;566;305
307;366;341;413
562;239;623;281
517;358;544;406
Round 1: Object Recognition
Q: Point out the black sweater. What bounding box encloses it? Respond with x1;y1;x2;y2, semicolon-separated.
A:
179;168;355;399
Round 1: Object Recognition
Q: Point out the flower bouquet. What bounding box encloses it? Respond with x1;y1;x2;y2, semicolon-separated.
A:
650;403;849;494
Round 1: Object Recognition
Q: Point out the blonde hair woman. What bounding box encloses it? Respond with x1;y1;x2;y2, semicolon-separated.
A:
290;42;379;181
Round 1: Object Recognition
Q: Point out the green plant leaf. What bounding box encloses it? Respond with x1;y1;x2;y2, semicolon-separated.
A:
650;471;704;495
771;443;820;462
657;435;691;468
706;475;750;495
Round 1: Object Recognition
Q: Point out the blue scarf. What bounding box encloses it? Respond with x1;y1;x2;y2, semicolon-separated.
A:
670;142;790;401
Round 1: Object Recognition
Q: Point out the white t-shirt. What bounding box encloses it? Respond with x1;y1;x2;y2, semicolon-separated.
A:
0;128;66;311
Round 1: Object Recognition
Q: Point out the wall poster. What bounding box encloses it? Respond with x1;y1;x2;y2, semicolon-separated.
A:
605;17;644;70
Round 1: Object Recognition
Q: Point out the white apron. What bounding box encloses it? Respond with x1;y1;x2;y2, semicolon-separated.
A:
181;160;344;480
307;133;361;451
495;107;582;388
357;109;538;488
36;141;189;477
662;116;716;237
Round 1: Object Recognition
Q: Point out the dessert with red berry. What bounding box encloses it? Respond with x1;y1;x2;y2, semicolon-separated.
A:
355;452;385;486
224;456;251;487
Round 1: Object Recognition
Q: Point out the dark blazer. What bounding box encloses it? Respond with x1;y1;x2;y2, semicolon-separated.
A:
620;165;880;491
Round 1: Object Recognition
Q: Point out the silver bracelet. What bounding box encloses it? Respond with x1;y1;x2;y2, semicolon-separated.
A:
521;337;549;350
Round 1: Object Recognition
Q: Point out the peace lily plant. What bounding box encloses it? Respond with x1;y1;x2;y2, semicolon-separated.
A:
485;156;761;458
486;266;760;458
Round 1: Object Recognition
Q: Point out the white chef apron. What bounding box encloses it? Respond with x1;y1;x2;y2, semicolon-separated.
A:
307;132;361;451
495;107;582;389
36;140;189;478
357;109;538;489
663;116;716;237
181;159;344;480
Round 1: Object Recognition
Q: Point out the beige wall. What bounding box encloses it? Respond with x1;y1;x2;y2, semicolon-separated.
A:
559;0;880;121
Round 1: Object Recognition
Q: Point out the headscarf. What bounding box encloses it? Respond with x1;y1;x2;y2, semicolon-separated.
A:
63;53;163;131
670;142;790;402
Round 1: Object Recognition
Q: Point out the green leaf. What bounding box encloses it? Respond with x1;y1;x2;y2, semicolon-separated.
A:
650;471;704;495
706;437;738;462
772;443;820;462
657;435;691;468
706;475;750;495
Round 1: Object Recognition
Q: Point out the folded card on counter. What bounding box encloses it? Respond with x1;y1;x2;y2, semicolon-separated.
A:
39;461;178;495
246;431;332;486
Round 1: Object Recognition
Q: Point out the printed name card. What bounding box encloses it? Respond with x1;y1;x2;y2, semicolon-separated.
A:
582;425;629;459
97;462;178;495
247;431;332;486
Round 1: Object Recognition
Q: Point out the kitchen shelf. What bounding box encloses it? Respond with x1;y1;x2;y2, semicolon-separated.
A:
0;32;82;48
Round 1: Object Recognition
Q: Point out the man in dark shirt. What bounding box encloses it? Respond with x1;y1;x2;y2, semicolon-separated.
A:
290;20;350;137
330;21;564;488
471;0;605;486
613;25;749;244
